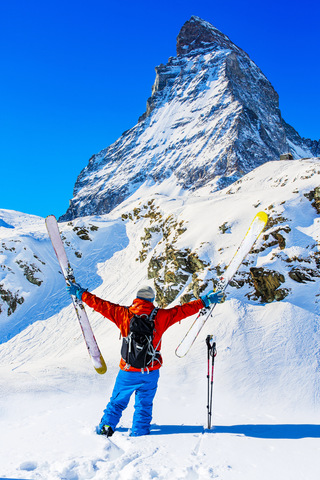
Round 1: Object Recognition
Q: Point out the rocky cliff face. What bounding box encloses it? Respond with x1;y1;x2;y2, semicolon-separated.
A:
60;16;317;221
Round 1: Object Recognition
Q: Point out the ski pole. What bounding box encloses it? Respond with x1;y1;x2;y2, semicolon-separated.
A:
206;335;217;429
207;337;210;427
209;341;216;429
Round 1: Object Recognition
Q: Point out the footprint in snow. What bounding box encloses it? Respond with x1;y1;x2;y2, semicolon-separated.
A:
19;461;38;471
104;439;125;461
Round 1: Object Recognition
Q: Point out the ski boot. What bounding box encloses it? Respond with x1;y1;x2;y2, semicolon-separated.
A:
96;424;114;437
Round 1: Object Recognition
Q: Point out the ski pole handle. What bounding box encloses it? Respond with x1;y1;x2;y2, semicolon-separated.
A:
206;335;217;357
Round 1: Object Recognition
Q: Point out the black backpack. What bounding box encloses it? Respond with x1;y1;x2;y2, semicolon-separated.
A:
121;308;159;369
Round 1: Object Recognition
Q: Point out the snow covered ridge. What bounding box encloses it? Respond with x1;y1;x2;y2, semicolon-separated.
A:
0;211;128;342
1;158;320;343
60;16;318;221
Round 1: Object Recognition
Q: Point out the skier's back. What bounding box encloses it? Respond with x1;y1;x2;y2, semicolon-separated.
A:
67;283;223;436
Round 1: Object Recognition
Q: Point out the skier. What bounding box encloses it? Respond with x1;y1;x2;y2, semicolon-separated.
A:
67;282;223;437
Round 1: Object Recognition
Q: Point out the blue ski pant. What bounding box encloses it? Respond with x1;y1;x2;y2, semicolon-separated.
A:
100;368;160;436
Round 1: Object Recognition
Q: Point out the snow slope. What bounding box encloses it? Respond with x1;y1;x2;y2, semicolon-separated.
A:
1;159;320;479
0;211;128;342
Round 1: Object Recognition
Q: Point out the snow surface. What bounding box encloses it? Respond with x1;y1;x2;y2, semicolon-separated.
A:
1;159;320;479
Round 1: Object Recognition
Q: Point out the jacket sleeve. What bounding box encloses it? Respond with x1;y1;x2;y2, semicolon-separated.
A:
82;291;128;331
159;298;205;331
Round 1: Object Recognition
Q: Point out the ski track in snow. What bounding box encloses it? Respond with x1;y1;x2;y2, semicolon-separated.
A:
1;380;320;480
1;330;320;480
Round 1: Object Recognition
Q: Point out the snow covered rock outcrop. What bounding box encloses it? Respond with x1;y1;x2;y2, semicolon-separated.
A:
61;16;317;221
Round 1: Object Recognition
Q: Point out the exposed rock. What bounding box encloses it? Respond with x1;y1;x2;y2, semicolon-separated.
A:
73;226;92;241
252;224;291;254
265;226;291;250
0;284;24;316
302;138;320;157
304;187;320;214
283;120;320;157
270;231;286;250
229;271;252;289
148;246;209;307
265;214;289;229
219;222;231;234
249;267;288;302
16;261;43;287
180;275;209;304
127;204;211;307
176;16;247;57
288;266;319;283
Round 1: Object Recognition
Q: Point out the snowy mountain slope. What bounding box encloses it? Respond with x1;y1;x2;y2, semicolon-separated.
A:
60;16;317;221
0;210;128;342
1;158;320;479
1;158;320;364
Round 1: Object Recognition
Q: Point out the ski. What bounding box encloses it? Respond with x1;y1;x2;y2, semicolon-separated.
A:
175;211;268;357
45;215;107;374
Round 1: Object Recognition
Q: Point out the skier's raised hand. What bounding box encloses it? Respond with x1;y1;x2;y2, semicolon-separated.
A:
67;282;86;300
201;290;224;308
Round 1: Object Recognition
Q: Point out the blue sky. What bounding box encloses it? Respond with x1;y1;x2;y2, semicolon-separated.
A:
1;0;319;219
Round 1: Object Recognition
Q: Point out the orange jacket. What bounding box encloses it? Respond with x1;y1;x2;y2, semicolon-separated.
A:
82;291;204;372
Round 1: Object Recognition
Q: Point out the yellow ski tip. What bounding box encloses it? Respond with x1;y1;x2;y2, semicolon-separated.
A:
93;355;107;375
256;211;268;225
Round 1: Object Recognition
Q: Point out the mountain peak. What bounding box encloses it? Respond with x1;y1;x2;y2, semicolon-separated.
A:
176;16;237;56
59;17;315;222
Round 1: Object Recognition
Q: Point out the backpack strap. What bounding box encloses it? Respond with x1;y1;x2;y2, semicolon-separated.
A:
149;307;158;323
145;307;163;370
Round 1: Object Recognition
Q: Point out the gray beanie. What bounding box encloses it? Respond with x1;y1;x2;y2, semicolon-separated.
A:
136;285;155;302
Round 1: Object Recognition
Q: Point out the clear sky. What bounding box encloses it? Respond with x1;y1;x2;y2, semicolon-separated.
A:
1;0;319;219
